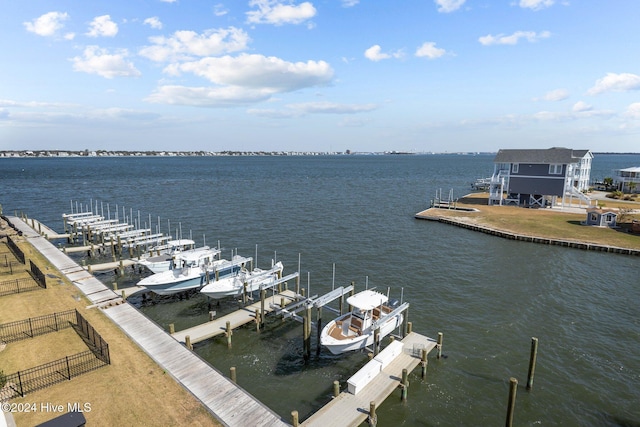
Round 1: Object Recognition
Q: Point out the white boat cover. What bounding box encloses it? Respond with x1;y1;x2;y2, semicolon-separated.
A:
346;290;388;311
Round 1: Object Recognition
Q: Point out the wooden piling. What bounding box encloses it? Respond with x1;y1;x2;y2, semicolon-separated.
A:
118;258;124;277
421;348;428;379
406;321;412;335
226;321;232;348
401;368;409;401
230;367;237;383
373;328;380;356
506;377;518;427
368;401;377;427
185;335;192;350
404;308;409;337
437;332;444;359
303;306;311;361
260;289;266;327
316;306;323;356
255;309;261;332
243;282;248;305
291;411;299;427
333;380;340;398
209;311;215;321
169;323;175;334
527;337;538;390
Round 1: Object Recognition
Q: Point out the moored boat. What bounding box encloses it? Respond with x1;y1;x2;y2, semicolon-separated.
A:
200;261;284;299
320;289;407;355
136;239;198;273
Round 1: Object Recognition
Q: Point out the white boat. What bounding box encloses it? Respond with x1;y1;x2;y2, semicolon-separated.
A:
320;289;406;355
200;261;284;299
136;248;238;296
136;239;198;273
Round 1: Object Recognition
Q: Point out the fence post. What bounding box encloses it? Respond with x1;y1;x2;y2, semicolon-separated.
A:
54;312;59;331
28;318;34;337
17;371;24;397
66;356;72;380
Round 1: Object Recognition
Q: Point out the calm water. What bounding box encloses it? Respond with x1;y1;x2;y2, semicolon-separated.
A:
1;154;639;426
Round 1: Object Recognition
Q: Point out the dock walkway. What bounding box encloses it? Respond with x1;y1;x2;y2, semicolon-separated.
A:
7;216;288;427
302;332;437;427
173;290;298;344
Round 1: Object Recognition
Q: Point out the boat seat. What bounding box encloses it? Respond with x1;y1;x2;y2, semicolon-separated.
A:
349;316;363;335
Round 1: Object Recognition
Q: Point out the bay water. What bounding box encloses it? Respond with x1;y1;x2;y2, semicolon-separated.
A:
1;154;638;426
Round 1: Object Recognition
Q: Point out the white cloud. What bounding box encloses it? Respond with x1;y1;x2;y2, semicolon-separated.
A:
535;89;569;101
248;101;377;118
86;15;118;38
71;46;141;79
139;27;250;62
587;73;640;95
415;42;446;59
247;0;316;25
519;0;554;11
364;45;403;62
288;101;378;114
479;30;550;45
342;0;360;7
24;11;69;37
213;4;229;16
435;0;466;13
145;85;273;107
165;54;333;92
625;103;640;119
160;0;177;3
572;101;592;112
144;17;163;29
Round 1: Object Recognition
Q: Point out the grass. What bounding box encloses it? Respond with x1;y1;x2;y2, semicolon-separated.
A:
0;229;221;426
419;193;640;250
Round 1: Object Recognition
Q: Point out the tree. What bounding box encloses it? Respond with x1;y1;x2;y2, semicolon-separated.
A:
603;177;614;190
628;181;637;194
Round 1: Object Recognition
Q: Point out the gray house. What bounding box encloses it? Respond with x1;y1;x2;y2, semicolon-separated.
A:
489;148;593;207
584;208;618;227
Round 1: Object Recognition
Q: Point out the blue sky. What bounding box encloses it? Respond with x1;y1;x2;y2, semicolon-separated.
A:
1;0;639;153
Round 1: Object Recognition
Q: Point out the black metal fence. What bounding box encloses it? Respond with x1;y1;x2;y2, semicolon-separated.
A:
29;260;47;289
0;310;75;343
6;235;25;264
0;277;43;297
74;310;111;364
2;349;109;398
0;309;110;399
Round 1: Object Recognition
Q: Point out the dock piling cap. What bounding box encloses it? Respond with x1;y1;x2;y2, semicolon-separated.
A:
346;290;388;310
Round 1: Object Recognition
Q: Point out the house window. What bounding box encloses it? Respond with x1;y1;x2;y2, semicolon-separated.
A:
512;163;519;173
590;213;598;222
549;164;563;174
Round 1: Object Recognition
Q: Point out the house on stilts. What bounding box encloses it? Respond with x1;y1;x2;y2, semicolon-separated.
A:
488;147;594;208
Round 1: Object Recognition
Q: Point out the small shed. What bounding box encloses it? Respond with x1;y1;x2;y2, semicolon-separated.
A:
584;208;618;227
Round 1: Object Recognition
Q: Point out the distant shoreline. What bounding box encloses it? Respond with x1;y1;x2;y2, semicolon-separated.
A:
2;150;639;158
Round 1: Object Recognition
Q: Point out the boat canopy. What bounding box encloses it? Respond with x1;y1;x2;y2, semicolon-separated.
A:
346;290;388;311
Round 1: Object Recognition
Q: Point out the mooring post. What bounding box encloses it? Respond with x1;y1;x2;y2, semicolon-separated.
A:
373;328;380;356
316;306;323;356
118;258;124;277
260;289;266;327
295;274;300;297
527;337;539;390
437;332;444;359
348;282;355;312
303;306;312;361
333;380;340;398
291;411;299;427
280;297;286;309
421;348;428;379
169;323;175;334
185;335;192;350
243;282;248;305
226;321;232;348
230;367;237;383
404;308;409;337
368;401;377;427
401;368;409;401
121;290;126;300
209;311;215;321
506;377;518;427
255;309;261;332
406;321;412;335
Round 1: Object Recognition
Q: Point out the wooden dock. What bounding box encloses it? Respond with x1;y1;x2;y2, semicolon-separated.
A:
302;332;437;427
8;216;288;427
172;290;298;344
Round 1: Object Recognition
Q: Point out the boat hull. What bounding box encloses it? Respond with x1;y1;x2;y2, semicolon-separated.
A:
137;268;209;296
321;313;403;355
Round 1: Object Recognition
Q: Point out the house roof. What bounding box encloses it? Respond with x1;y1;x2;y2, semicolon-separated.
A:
494;148;591;164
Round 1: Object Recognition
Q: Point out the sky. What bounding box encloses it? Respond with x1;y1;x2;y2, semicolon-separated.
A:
1;0;639;153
